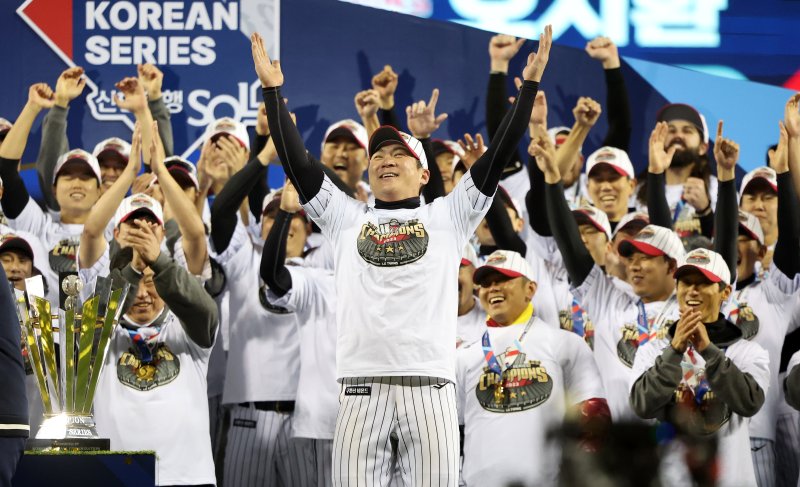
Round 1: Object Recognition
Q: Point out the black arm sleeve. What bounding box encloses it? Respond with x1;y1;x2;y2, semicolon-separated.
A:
546;181;595;286
247;134;271;223
486;72;525;172
378;107;403;131
646;172;673;229
714;179;738;280
600;68;632;151
263;87;324;203
420;137;444;202
470;81;538;197
699;210;715;239
526;156;552;236
0;157;30;218
774;172;800;277
486;198;527;256
210;157;266;253
260;209;293;297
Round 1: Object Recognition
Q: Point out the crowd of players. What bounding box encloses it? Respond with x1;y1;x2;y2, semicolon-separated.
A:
1;27;800;487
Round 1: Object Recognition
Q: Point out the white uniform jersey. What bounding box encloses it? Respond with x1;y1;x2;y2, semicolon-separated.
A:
457;318;603;487
633;176;718;238
266;265;338;440
214;222;300;403
724;268;800;441
304;232;335;270
94;311;215;486
563;173;589;208
632;334;770;487
457;298;486;349
302;172;491;381
574;265;679;421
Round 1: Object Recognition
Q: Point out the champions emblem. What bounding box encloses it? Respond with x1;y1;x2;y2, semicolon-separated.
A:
49;236;80;273
730;304;759;340
617;323;640;368
357;219;429;267
476;354;553;413
117;343;180;391
672;374;731;436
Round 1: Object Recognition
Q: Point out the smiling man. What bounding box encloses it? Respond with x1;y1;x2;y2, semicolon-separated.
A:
457;250;608;487
630;247;769;487
319;119;369;192
252;25;551;485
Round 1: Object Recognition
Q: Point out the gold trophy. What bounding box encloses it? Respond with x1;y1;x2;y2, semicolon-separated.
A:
16;274;129;450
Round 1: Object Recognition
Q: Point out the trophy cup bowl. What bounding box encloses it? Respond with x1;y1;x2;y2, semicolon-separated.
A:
16;274;129;451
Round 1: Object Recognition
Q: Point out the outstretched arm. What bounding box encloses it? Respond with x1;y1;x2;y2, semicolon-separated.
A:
585;37;631;151
260;181;301;297
470;26;552;197
406;89;447;201
373;65;403;131
713;120;739;280
252;33;325;203
139;64;174;157
0;84;54;219
772;121;800;278
646;122;678;228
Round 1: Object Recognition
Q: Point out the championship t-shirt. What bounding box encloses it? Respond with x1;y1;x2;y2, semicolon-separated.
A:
302;171;492;381
457;318;603;487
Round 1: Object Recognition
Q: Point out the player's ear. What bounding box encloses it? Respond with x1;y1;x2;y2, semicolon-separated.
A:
525;279;537;301
419;168;430;186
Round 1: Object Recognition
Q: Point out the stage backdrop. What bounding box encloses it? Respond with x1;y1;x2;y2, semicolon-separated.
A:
0;0;794;201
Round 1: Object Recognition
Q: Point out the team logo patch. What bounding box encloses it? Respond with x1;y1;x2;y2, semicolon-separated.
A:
117;343;180;391
617;323;640;368
356;219;428;267
731;304;759;340
344;386;372;396
49;236;80;273
476;354;553;413
686;251;711;265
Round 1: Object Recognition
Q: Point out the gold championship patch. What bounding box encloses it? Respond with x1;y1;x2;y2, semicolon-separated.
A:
357;219;429;267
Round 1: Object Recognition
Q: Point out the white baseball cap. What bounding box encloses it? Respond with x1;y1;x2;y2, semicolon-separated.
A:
675;248;731;285
92;137;131;164
206;117;250;148
572;204;612;241
618;224;686;262
473;250;535;284
432;139;464;168
368;126;429;169
461;244;479;268
113;193;164;228
739;166;777;201
738;210;764;246
164;156;199;191
613;211;650;239
322;119;368;152
53;149;102;185
586;146;635;179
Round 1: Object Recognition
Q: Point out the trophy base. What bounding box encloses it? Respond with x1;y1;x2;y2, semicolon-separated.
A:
29;414;108;451
26;438;110;451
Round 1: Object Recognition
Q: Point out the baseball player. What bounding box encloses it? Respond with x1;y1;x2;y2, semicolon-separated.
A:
210;137;310;487
456;245;486;348
251;24;552;485
261;181;340;486
457;250;609;487
531;128;687;420
630;247;769;487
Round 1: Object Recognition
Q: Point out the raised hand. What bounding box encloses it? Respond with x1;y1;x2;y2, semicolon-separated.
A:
148;120;168;177
770;122;790;173
137;63;164;100
531;90;548;127
127;219;162;266
528;125;559;182
406;88;448;139
280;180;303;213
457;133;486;169
584;36;620;69
683;178;710;212
54;67;87;108
713;120;739;180
251;32;283;88
648;121;676;174
113;77;147;114
785;93;800;138
672;308;702;353
355;89;381;120
216;135;248;174
522;25;552;82
28;83;55;111
371;65;399;109
489;34;526;73
127;122;143;177
573;97;602;127
255;102;269;136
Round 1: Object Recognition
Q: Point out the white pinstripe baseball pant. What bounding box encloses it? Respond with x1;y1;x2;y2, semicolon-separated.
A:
752;437;777;487
776;411;800;487
333;377;460;487
222;405;314;487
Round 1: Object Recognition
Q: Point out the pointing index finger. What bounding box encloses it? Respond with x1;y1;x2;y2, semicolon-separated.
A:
716;120;724;141
428;89;439;111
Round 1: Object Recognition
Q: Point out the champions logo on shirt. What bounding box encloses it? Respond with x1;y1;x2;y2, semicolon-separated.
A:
357;219;429;267
476;354;553;413
49;236;80;273
673;370;732;436
117;344;180;391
